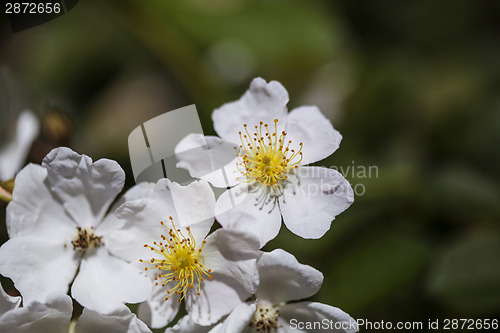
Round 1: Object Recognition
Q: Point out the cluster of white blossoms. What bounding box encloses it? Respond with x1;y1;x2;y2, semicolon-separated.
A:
0;78;357;332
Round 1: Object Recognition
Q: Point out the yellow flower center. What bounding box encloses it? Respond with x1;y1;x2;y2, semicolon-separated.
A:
236;119;303;188
140;216;212;303
250;302;280;332
71;227;102;251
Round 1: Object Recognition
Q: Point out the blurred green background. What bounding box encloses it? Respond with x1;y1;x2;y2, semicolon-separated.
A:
1;0;500;331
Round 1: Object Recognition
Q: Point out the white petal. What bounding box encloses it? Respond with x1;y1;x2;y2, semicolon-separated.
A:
279;302;358;333
0;294;71;333
208;323;225;333
147;179;214;239
185;274;250;326
212;78;289;144
203;229;260;294
175;134;240;187
165;315;219;333
256;249;323;304
113;182;156;209
215;185;282;248
113;179;176;226
280;167;354;239
218;302;255;333
0;237;78;305
76;306;152;333
107;198;162;265
138;284;180;329
0;110;39;181
0;282;21;314
42;147;125;228
169;179;216;230
6;164;75;239
285;106;342;164
98;182;155;237
71;247;151;314
108;182;176;265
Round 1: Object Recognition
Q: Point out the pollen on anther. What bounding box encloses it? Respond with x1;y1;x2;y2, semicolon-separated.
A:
139;218;212;304
235;118;303;188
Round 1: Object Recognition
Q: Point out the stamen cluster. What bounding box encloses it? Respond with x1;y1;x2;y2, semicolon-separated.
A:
140;217;212;303
71;227;102;251
236;119;303;188
250;302;280;332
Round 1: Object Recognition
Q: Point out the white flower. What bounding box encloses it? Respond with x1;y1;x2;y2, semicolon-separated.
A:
0;147;152;314
0;110;39;181
216;249;357;333
108;179;260;328
175;78;354;247
0;293;152;333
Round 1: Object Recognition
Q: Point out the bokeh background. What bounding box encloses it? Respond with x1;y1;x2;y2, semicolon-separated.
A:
1;0;500;332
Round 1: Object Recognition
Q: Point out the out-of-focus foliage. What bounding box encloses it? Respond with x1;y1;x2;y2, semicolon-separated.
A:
427;229;500;316
1;0;500;331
